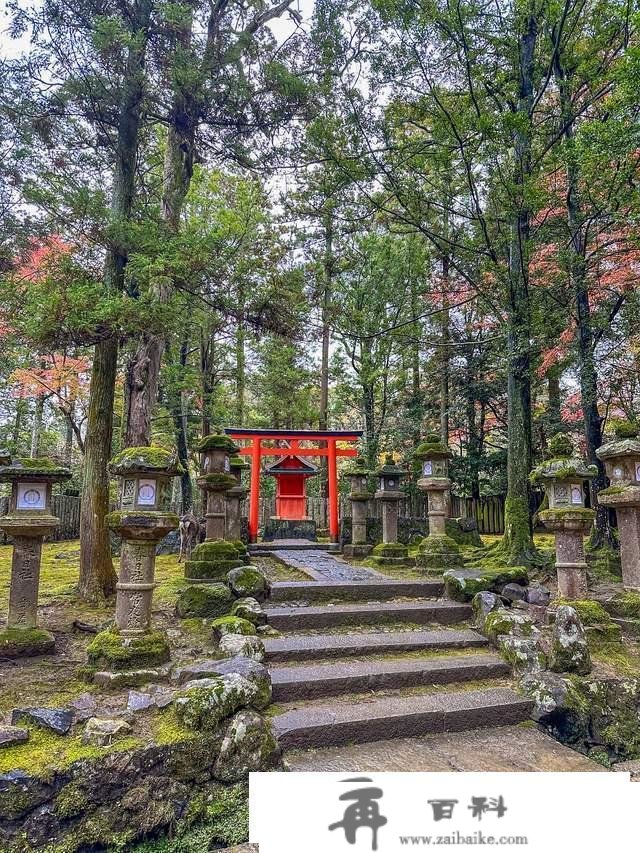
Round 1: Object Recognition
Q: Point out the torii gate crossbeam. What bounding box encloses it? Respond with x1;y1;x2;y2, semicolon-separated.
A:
225;428;363;543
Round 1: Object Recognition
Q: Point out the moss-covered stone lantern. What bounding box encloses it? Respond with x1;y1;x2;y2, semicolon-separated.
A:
226;456;250;559
596;421;640;589
370;455;409;566
0;453;71;657
197;433;239;541
342;457;373;559
414;434;463;573
90;447;181;671
183;433;246;582
533;433;597;598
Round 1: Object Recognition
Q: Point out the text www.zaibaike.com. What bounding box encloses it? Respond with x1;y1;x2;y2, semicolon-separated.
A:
399;831;529;845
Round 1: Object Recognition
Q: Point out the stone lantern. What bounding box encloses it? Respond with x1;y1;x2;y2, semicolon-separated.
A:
0;453;71;657
197;433;239;541
226;456;250;556
534;434;597;599
414;434;463;573
370;455;409;566
87;447;181;673
342;457;373;559
596;421;640;589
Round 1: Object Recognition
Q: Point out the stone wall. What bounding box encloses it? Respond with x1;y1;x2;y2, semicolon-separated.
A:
339;516;482;548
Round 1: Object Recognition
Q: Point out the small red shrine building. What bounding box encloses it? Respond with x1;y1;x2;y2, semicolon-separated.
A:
265;454;319;520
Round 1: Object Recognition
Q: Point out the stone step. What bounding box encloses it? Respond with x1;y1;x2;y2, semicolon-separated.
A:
265;600;471;631
270;579;444;603
270;654;509;701
272;687;533;750
263;628;488;662
249;541;340;553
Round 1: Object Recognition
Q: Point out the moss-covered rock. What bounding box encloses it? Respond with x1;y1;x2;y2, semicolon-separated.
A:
227;566;270;601
605;591;640;619
213;710;280;782
231;597;266;626
174;674;258;731
444;565;528;602
219;634;266;661
371;542;408;558
86;629;170;671
484;609;538;643
498;635;547;675
549;606;592;676
0;627;55;658
175;584;233;619
552;599;623;649
416;535;464;572
471;591;504;630
211;616;257;639
192;540;240;561
445;518;483;547
184;559;242;581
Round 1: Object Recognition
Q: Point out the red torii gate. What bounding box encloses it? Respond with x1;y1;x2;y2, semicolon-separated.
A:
225;428;363;543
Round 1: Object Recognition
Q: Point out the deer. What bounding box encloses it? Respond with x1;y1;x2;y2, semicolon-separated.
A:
178;512;200;562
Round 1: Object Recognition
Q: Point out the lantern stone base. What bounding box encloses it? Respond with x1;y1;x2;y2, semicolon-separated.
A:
86;628;170;672
369;541;410;567
184;540;244;582
0;626;55;658
539;509;594;600
343;543;373;558
415;534;464;573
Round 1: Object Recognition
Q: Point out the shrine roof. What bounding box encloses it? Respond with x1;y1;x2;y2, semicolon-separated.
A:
225;428;362;439
264;455;319;475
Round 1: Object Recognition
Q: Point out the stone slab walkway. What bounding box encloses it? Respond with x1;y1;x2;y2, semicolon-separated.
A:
269;548;382;582
283;725;606;772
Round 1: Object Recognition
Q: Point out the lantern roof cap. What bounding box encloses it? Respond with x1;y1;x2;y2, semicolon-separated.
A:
230;456;250;470
596;438;640;461
414;433;452;460
0;454;72;482
343;456;374;476
264;455;319;476
376;455;405;478
109;446;183;476
531;456;597;483
196;433;239;455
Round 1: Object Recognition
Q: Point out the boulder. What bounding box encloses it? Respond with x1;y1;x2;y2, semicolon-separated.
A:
549;605;592;675
231;597;267;627
11;707;73;736
68;693;98;722
175;673;259;730
525;585;551;607
175;583;233;619
471;591;504;631
219;634;266;662
501;583;527;603
0;726;29;748
212;616;257;639
92;669;166;690
81;717;133;747
484;609;539;644
498;635;547;675
174;656;271;709
521;672;572;723
444;566;528;602
227;566;270;601
213;710;281;782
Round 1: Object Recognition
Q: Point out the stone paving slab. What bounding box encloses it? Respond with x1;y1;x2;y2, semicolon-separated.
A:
283;725;607;773
264;628;489;661
272;687;533;749
269;549;382;582
270;579;444;602
614;758;640;779
266;600;471;630
270;654;509;701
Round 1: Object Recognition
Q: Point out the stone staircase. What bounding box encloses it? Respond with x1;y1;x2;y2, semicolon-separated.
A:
263;578;533;752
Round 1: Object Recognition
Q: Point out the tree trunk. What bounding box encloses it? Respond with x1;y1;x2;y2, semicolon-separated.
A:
553;47;612;547
439;255;450;443
124;13;196;447
79;0;151;600
235;282;246;426
30;394;44;458
169;334;193;512
79;338;119;600
501;9;538;565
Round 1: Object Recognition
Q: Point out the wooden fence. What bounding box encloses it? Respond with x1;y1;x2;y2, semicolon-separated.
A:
245;493;508;535
0;491;509;541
